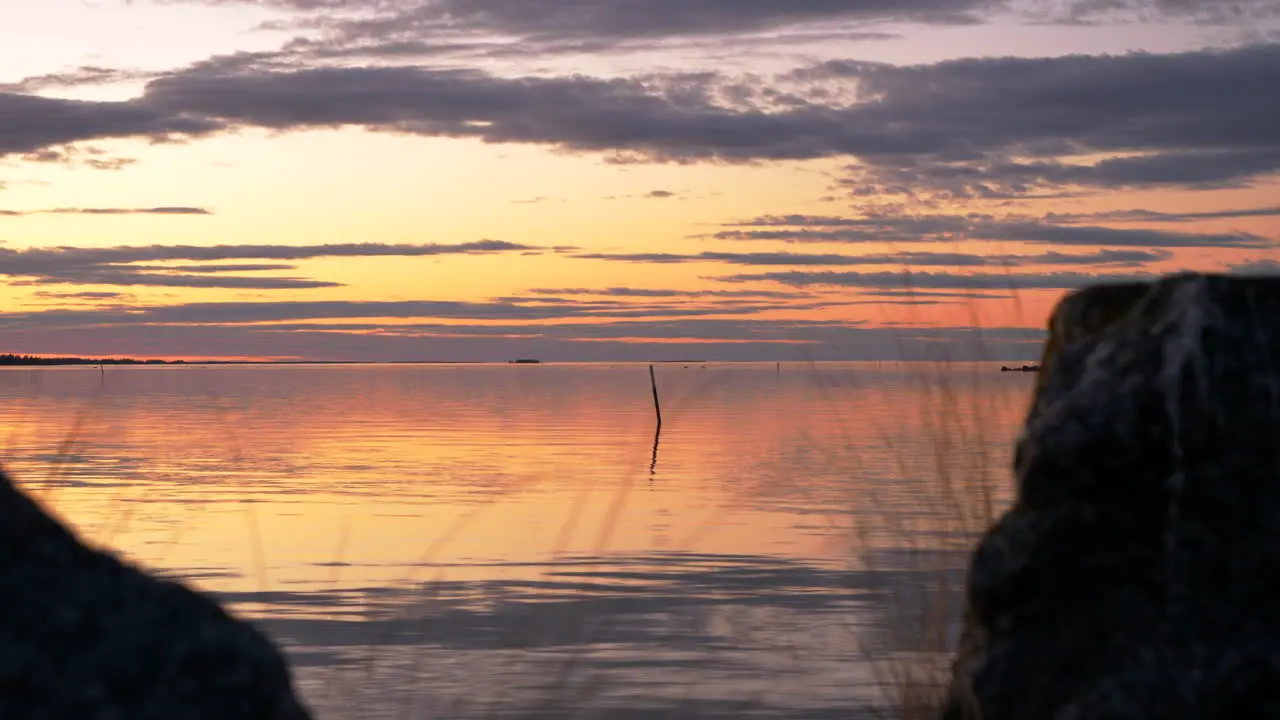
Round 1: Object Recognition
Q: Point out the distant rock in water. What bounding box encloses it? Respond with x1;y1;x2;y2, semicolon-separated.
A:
999;364;1040;372
943;272;1280;719
0;469;311;719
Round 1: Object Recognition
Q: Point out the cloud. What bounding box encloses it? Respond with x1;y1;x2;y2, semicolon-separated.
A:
0;66;152;93
1007;249;1171;265
1229;258;1280;274
527;287;805;299
157;0;1279;55
836;150;1280;200
0;240;531;267
205;42;1280;189
804;43;1280;196
164;263;298;273
723;269;1156;290
172;0;1277;66
30;290;131;301
1055;0;1280;24
0;91;219;157
138;63;818;163
0;297;828;328
277;25;902;66
604;189;687;201
715;213;1275;248
0;240;537;288
3;42;1278;202
978;221;1273;248
0;321;901;361
15;272;338;290
84;157;138;171
16;144;141;173
67;45;1280;168
575;248;1171;266
0;304;1047;361
861;288;1013;299
1043;204;1280;223
69;206;212;215
385;0;998;39
214;0;996;48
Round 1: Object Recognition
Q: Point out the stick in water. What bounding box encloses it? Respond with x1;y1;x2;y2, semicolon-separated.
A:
649;364;663;429
648;365;662;478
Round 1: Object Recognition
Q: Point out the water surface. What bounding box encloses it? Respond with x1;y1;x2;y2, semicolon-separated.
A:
0;362;1033;718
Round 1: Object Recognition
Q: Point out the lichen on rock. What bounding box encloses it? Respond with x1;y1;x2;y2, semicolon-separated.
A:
0;469;312;719
943;272;1280;719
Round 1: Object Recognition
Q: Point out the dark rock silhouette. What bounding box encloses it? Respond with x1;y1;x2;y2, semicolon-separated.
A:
0;469;312;719
943;272;1280;719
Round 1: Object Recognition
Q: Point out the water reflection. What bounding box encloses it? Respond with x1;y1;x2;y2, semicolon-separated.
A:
0;362;1032;718
208;551;926;718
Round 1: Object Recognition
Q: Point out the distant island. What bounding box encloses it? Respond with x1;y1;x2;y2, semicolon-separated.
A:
1000;364;1041;372
0;354;185;366
508;358;542;364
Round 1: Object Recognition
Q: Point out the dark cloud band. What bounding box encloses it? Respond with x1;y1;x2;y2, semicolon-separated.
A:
4;43;1278;197
575;248;1172;266
0;240;535;288
723;269;1156;290
716;214;1274;248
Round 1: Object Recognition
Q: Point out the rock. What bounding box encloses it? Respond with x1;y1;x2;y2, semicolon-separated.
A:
942;272;1280;719
0;469;312;719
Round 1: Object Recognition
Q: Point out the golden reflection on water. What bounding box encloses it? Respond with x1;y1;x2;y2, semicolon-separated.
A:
0;362;1034;718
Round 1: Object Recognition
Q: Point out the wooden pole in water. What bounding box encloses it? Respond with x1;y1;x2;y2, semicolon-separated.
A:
648;364;662;429
648;365;663;479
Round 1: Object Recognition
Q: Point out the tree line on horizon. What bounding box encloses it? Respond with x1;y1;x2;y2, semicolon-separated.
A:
0;354;183;366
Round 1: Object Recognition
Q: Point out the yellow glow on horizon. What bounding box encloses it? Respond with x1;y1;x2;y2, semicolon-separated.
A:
1;130;838;246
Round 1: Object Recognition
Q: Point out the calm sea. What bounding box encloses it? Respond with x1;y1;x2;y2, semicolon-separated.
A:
0;362;1033;718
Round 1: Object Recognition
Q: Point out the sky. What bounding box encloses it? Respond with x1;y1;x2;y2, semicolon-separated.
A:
1;0;1278;362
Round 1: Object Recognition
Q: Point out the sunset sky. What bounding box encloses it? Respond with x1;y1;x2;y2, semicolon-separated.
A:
1;0;1277;362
